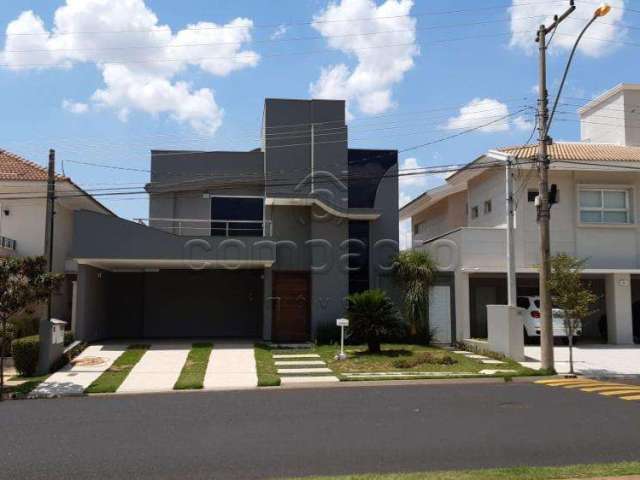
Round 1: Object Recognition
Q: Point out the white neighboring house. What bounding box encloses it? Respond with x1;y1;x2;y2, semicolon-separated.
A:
400;83;640;346
0;149;113;324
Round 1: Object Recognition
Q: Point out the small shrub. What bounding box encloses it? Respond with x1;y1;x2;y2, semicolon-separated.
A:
63;331;74;346
11;335;40;376
392;352;458;369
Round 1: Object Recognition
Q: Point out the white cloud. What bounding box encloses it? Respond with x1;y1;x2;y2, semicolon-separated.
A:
270;24;288;40
62;99;89;114
513;114;534;132
310;0;418;117
399;157;427;189
2;0;260;135
509;0;626;58
444;98;511;133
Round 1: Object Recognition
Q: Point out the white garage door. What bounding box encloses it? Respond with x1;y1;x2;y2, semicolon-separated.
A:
429;285;452;344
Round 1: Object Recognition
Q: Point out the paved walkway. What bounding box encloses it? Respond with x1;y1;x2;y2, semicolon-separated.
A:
118;342;191;394
30;344;127;398
521;344;640;377
274;352;339;384
203;341;257;390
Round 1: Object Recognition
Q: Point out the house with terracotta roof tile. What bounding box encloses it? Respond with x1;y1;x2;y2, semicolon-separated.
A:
400;84;640;347
0;149;113;322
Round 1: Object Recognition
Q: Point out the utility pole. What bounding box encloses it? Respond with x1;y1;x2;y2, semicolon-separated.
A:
535;2;575;372
44;149;56;321
505;158;517;308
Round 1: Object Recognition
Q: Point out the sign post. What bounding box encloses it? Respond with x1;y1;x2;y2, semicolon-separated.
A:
335;318;349;361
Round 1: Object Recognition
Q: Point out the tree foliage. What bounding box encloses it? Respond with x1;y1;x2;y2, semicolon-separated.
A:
0;256;62;325
547;253;598;374
346;289;403;353
391;250;437;340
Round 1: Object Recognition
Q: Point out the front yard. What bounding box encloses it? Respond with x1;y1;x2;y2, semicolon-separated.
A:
255;343;540;386
317;344;536;379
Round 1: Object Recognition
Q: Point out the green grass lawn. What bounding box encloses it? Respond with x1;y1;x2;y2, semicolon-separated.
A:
255;343;280;386
174;343;213;390
282;461;640;480
3;375;47;397
85;344;149;394
314;344;538;380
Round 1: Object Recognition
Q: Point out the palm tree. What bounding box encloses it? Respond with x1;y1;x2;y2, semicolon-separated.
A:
391;250;437;341
346;289;403;353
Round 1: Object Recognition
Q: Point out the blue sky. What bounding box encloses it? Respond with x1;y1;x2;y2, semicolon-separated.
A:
0;0;635;242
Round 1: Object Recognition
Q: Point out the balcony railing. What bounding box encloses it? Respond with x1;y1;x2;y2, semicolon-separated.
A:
134;218;273;237
0;235;16;255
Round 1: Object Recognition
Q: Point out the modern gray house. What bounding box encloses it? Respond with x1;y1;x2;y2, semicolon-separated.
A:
71;98;399;342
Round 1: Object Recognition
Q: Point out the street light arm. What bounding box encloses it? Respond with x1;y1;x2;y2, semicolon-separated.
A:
545;14;598;138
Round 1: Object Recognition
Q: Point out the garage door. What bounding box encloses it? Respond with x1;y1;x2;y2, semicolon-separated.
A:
107;270;262;338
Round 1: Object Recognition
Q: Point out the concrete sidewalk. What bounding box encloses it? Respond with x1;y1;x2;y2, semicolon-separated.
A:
203;341;257;390
521;344;640;377
30;344;127;398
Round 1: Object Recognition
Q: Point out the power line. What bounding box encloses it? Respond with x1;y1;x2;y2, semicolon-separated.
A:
0;1;573;38
0;159;538;202
3;16;550;55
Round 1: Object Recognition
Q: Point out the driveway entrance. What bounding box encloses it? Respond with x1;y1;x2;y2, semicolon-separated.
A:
521;344;640;377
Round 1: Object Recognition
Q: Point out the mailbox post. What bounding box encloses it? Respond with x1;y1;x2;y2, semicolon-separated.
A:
335;318;349;361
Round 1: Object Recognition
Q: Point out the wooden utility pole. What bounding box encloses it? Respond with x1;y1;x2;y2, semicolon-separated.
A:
535;2;575;372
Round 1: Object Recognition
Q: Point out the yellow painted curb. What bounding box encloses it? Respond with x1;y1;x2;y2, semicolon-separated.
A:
562;382;606;389
545;381;598;387
535;378;583;384
581;385;630;392
599;389;640;396
621;394;640;400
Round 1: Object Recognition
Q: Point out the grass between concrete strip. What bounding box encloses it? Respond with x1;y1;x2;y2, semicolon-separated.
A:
282;461;640;480
85;344;149;394
255;343;280;387
174;343;213;390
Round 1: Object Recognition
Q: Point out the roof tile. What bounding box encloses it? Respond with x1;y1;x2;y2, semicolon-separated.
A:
499;143;640;162
0;149;67;181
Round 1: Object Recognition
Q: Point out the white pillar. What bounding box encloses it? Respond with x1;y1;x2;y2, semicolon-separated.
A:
605;273;634;344
454;270;470;341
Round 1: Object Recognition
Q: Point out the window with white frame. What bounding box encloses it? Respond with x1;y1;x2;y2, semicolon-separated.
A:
578;188;631;224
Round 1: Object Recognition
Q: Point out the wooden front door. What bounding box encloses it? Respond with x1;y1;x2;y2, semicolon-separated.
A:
272;272;310;342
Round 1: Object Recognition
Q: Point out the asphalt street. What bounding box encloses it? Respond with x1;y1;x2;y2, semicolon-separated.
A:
1;382;639;480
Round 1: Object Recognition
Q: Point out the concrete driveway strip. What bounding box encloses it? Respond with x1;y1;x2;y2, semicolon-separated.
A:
117;342;191;394
203;341;257;390
30;344;127;398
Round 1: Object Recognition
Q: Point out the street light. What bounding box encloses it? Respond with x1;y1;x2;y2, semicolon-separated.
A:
535;1;611;373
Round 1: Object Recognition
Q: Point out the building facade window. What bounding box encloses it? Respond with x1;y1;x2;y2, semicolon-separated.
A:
211;196;264;236
579;188;631;224
471;206;479;219
484;200;492;214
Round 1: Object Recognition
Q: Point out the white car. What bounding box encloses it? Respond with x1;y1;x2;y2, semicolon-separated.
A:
517;296;582;343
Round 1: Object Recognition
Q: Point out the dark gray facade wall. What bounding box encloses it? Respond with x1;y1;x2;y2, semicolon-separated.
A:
75;265;108;342
269;205;311;271
149;150;264;189
264;99;347;202
310;210;349;331
72;210;275;264
370;162;400;292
